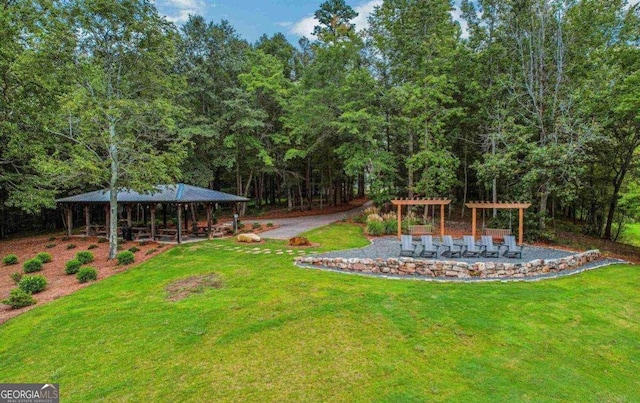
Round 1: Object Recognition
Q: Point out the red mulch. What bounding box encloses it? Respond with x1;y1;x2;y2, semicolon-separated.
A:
0;234;171;325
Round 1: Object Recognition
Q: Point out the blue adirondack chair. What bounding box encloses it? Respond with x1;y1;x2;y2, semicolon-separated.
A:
440;235;462;258
419;235;438;258
400;235;417;257
480;235;500;258
462;235;483;257
503;235;524;258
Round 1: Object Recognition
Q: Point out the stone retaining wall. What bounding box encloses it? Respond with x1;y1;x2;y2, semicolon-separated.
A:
295;250;602;279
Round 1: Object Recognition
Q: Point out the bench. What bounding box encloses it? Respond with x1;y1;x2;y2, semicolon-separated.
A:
483;228;511;242
409;224;433;237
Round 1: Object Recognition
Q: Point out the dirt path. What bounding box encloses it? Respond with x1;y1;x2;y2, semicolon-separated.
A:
251;201;373;239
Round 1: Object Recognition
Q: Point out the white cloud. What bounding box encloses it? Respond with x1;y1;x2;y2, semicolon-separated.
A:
276;21;293;27
289;0;382;39
161;0;209;24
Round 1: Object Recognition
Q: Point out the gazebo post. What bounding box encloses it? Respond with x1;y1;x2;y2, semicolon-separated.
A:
126;204;132;227
66;206;73;237
519;208;524;245
207;203;213;240
150;205;156;241
440;203;445;237
104;204;110;238
177;203;182;244
84;205;90;236
397;203;402;240
471;207;477;240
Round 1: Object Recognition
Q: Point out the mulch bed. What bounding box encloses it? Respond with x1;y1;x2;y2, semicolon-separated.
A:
0;234;170;325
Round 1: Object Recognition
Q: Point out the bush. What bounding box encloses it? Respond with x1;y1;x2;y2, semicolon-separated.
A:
23;258;43;273
128;247;140;253
382;219;397;235
266;222;273;227
48;237;56;241
77;267;98;283
61;236;70;241
2;254;18;265
157;244;165;248
252;222;261;229
65;259;82;275
116;250;135;265
97;238;107;243
10;272;22;285
352;213;367;224
45;243;56;249
88;244;98;250
366;220;385;236
76;251;94;264
138;240;149;246
18;275;47;294
66;244;76;250
366;213;383;223
145;248;158;256
36;252;52;263
2;288;36;309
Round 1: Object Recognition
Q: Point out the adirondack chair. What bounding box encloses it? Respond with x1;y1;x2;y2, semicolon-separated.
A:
503;235;524;258
462;235;483;257
400;234;417;257
440;235;462;258
419;235;438;258
480;235;500;258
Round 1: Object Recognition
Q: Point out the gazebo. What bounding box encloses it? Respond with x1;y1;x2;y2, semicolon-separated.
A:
56;183;249;244
465;201;532;245
391;198;452;239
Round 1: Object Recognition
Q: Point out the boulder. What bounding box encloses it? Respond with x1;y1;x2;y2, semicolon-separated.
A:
289;236;311;246
237;233;261;243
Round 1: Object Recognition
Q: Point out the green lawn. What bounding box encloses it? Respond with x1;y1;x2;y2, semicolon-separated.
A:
621;222;640;247
1;222;639;401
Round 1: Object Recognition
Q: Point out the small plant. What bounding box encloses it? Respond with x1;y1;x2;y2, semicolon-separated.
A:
76;267;98;283
23;258;43;273
97;238;107;243
145;248;158;256
88;244;98;250
48;236;56;241
366;220;384;236
2;288;36;309
116;245;123;251
45;243;56;249
238;223;245;230
18;275;47;294
65;259;82;275
157;244;165;248
128;246;140;253
138;240;149;246
66;244;76;250
36;252;53;263
266;222;274;227
2;254;18;265
75;251;94;264
61;236;71;241
10;272;22;285
252;222;262;229
116;250;135;265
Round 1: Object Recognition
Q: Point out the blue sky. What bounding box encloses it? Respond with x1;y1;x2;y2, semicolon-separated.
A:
154;0;410;45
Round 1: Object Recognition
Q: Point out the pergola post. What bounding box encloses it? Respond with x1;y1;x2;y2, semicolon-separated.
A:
150;205;156;241
126;204;132;227
471;207;477;240
84;205;90;236
519;208;524;245
207;203;213;240
66;206;73;237
177;203;183;244
440;204;445;237
396;204;402;240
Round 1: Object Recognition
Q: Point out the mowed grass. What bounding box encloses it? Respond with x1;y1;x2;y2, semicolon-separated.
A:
0;223;639;401
621;222;640;247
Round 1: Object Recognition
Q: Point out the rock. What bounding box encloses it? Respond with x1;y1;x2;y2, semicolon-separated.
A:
237;233;261;243
289;236;311;246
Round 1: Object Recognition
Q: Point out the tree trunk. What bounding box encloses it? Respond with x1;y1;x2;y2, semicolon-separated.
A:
407;130;414;198
538;185;549;232
108;123;119;259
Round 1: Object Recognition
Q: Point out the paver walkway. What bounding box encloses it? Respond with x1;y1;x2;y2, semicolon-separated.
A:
250;201;372;239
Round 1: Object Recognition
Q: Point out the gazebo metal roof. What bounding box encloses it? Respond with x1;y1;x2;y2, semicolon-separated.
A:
56;183;249;204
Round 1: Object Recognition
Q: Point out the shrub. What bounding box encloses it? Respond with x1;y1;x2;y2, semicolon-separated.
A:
116;250;135;265
382;219;397;235
2;254;18;265
363;206;380;216
88;244;98;250
45;243;56;249
48;237;56;241
61;236;70;241
238;223;245;230
352;213;367;224
97;238;107;243
138;240;149;246
36;252;52;263
366;220;384;236
252;222;261;229
18;275;47;294
10;272;22;285
66;244;76;250
77;267;98;283
65;259;82;275
128;247;140;253
2;288;36;309
157;244;165;248
145;248;158;256
366;213;383;223
266;222;273;227
23;258;43;273
76;251;94;264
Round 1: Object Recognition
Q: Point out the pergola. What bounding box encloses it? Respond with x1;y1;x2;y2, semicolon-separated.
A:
465;201;532;245
391;198;452;239
56;183;249;244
